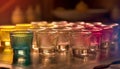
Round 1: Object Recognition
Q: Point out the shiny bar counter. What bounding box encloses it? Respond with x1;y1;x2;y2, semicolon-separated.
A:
6;42;119;69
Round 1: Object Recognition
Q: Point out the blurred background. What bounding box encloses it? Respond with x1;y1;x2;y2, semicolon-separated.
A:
0;0;120;25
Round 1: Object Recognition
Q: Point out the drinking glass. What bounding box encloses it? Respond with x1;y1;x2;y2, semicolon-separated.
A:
110;24;119;43
90;28;102;51
10;30;33;49
71;30;91;58
55;28;71;53
36;28;58;55
10;30;33;66
101;26;113;49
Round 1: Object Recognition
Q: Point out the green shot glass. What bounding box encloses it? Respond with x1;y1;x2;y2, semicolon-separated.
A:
10;30;33;49
10;30;33;66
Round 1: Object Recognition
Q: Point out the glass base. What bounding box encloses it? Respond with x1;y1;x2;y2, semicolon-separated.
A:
100;42;110;49
57;44;70;52
13;49;31;66
72;48;89;58
39;47;56;56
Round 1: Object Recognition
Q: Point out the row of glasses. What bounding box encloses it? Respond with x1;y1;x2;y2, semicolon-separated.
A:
0;21;119;65
34;22;91;57
0;24;33;66
33;21;119;58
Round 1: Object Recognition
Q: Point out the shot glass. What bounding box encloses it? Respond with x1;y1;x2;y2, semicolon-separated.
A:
10;30;33;66
10;30;33;49
71;30;91;58
90;28;102;52
101;26;113;49
36;28;58;55
54;28;71;53
110;23;119;43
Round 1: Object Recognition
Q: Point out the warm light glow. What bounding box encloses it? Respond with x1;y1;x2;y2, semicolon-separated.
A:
82;50;88;56
32;45;39;53
76;25;84;29
5;41;10;46
60;46;66;51
43;50;50;55
101;24;107;27
79;22;85;25
30;22;39;28
94;22;102;25
18;50;24;55
58;42;69;52
86;23;94;27
38;21;48;27
18;57;25;63
32;45;36;49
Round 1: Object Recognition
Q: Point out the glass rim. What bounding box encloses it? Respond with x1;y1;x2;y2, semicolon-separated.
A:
0;25;15;29
10;30;33;34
